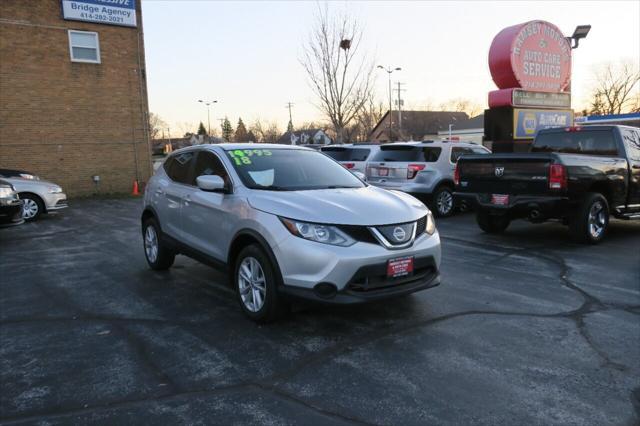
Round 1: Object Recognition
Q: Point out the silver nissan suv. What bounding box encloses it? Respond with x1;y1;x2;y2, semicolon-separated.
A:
142;144;441;322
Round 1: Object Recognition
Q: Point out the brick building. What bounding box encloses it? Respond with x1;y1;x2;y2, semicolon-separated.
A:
0;0;152;196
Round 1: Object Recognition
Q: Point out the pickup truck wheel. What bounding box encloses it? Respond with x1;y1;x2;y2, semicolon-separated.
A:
431;186;454;217
142;218;175;270
570;193;609;244
476;210;510;234
235;244;288;323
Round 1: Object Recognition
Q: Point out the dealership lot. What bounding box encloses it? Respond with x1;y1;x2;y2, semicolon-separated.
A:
0;198;639;425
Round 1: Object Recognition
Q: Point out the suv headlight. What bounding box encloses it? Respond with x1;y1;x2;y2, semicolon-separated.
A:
280;217;355;247
425;211;436;235
48;186;63;194
0;184;14;198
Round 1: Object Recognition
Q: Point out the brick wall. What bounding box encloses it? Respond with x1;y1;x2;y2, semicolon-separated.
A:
0;0;152;196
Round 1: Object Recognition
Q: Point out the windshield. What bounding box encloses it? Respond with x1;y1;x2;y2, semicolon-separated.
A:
532;130;619;156
226;148;365;191
322;147;371;161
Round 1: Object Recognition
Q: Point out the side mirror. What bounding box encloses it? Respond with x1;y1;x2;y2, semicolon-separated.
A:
352;171;366;182
196;175;225;192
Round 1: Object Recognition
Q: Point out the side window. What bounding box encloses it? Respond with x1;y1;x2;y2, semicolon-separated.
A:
422;147;442;162
622;129;640;161
163;157;175;176
166;152;195;185
450;147;469;163
193;151;230;186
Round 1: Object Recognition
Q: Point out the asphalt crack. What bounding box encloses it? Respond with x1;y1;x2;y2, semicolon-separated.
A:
1;221;637;424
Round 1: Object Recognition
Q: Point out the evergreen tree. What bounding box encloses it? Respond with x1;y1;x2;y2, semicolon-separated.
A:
221;117;234;141
247;130;258;143
197;122;207;135
287;120;294;133
234;118;249;142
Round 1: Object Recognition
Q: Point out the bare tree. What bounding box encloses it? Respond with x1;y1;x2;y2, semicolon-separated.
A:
148;112;168;140
177;121;197;138
249;119;266;142
351;93;385;142
249;118;282;143
439;98;482;117
263;121;282;143
301;4;375;143
588;61;640;115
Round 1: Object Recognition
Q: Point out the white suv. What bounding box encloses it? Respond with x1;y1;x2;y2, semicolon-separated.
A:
366;141;490;217
142;144;441;322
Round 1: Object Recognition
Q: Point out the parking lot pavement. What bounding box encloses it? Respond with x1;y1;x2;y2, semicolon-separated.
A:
0;198;639;425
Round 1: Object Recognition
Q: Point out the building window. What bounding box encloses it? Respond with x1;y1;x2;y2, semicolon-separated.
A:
68;30;100;64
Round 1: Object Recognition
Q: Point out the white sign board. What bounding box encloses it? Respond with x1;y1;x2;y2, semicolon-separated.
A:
62;0;137;28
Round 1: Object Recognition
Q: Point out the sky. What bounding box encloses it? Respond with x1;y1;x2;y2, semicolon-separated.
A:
141;0;640;137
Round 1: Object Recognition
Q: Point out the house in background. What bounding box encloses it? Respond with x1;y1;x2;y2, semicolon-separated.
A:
436;114;485;144
277;129;333;145
370;111;469;142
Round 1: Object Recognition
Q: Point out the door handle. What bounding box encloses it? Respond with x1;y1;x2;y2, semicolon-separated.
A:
155;189;164;195
633;165;640;169
183;195;191;205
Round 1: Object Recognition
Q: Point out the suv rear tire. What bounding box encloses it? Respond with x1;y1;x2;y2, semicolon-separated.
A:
476;210;510;234
234;244;288;323
142;218;175;270
569;193;609;244
431;186;455;218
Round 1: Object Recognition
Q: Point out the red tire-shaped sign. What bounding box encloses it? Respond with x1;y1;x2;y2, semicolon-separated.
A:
489;20;572;93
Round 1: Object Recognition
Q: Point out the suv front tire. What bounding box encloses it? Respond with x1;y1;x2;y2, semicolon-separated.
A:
234;244;288;323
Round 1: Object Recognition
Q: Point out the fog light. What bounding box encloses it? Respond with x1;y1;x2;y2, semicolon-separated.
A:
314;282;337;299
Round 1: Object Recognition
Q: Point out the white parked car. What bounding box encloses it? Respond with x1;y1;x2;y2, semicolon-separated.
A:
0;173;68;221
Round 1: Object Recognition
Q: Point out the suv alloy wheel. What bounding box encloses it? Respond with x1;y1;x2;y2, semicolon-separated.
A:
234;244;288;323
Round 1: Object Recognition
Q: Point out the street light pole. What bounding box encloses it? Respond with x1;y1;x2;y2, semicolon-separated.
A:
198;99;218;135
564;25;591;100
377;65;401;141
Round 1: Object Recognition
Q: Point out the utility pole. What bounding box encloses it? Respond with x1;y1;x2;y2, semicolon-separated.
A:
394;82;406;137
285;102;294;131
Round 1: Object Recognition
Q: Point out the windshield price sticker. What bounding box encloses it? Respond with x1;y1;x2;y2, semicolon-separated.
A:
228;149;272;166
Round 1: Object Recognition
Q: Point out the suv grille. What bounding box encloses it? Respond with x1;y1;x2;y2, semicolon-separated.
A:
340;215;427;246
374;221;415;245
339;225;378;245
416;215;427;235
346;257;437;293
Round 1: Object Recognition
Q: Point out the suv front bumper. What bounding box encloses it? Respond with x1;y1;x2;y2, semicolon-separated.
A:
273;230;441;304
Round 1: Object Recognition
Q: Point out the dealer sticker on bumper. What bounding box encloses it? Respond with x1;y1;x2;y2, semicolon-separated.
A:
387;256;414;278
